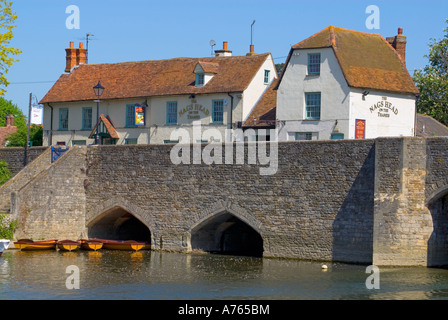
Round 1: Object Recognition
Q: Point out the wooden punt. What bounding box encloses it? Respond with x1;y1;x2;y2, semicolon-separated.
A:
90;239;150;252
14;239;57;251
57;240;81;252
79;239;103;251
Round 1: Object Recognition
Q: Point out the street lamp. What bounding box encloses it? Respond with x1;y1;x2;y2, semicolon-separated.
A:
93;81;104;145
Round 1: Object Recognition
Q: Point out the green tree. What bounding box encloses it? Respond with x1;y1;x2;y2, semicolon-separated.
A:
0;0;21;95
413;19;448;125
30;124;42;146
0;160;10;186
0;97;26;146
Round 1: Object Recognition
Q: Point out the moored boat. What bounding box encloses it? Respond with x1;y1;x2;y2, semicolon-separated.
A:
13;239;57;251
57;240;81;252
0;239;10;257
79;239;103;251
90;239;150;251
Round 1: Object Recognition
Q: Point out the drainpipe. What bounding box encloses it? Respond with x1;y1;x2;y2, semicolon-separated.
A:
414;94;420;137
48;103;54;146
227;93;234;143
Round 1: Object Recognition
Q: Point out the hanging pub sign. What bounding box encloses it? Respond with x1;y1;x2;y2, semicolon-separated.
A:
135;105;145;126
355;119;366;139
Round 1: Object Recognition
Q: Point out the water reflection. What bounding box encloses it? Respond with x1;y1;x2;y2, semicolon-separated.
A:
1;250;448;300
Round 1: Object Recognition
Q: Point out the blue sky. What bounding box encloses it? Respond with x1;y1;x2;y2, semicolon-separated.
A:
3;0;448;115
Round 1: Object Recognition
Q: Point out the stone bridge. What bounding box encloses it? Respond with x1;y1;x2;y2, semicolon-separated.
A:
2;137;448;267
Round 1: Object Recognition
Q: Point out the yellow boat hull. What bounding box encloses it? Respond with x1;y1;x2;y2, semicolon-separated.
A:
14;240;57;251
81;242;103;251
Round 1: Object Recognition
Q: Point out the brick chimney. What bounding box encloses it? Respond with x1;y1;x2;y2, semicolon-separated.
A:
77;42;87;65
246;44;257;56
387;27;407;67
65;41;87;72
5;115;14;127
0;115;17;147
215;41;232;57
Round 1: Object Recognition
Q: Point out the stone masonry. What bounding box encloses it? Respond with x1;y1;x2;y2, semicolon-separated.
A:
1;137;448;266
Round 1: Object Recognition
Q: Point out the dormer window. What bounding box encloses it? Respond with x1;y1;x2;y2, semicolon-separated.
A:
194;61;219;87
196;73;205;86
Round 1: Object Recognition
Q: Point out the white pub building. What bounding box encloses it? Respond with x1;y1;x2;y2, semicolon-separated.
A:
275;26;419;141
40;41;277;146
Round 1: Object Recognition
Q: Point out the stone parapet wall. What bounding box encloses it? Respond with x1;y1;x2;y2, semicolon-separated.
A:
5;138;448;266
0;147;48;176
11;146;87;240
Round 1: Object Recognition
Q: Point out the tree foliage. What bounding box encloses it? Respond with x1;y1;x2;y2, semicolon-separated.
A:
0;0;21;95
413;19;448;125
0;160;10;186
0;96;26;146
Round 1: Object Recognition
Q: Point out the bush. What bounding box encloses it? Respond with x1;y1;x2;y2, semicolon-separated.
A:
0;160;10;186
0;214;18;240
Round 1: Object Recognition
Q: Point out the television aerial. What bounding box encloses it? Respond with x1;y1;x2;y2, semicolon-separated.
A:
210;40;216;56
77;33;96;64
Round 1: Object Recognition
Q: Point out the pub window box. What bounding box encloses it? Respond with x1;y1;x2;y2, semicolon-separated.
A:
72;140;86;146
164;140;179;144
125;138;138;145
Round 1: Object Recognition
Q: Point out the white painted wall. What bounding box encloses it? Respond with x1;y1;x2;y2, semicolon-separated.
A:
276;47;417;141
276;48;351;141
349;89;416;139
43;93;245;146
242;54;277;122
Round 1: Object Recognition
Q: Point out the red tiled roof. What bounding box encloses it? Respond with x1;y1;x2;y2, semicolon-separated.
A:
40;54;271;104
89;114;119;139
278;26;419;95
243;78;278;127
196;61;220;74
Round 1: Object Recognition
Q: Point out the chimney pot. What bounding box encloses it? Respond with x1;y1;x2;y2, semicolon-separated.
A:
6;115;14;127
70;41;74;49
215;41;232;57
386;27;407;67
77;42;87;65
246;44;257;56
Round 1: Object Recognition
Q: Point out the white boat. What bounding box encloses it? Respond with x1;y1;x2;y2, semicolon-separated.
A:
0;240;10;257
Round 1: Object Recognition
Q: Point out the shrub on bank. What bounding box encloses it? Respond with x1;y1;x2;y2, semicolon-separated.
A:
0;160;11;186
0;214;18;240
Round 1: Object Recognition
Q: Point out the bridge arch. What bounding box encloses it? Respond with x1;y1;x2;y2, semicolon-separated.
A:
426;186;448;266
86;197;153;245
189;205;264;257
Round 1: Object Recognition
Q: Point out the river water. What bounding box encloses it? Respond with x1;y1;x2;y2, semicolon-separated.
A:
1;249;448;300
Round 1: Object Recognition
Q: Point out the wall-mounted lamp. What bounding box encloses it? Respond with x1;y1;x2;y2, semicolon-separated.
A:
332;120;340;133
189;94;196;100
362;91;370;97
